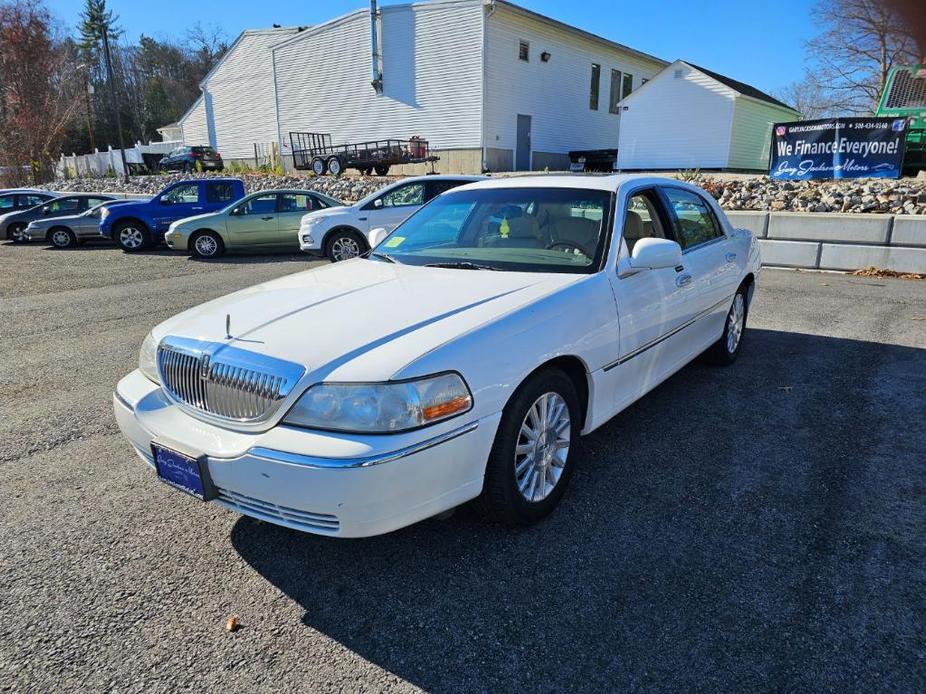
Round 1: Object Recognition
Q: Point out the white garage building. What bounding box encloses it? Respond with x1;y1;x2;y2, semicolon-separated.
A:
616;60;800;172
176;0;667;173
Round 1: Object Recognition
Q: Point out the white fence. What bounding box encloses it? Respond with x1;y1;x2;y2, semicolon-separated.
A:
56;141;180;178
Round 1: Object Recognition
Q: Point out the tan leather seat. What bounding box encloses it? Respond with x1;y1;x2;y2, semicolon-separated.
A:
623;210;645;252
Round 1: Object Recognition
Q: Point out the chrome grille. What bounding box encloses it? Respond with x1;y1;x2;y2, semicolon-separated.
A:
157;336;305;422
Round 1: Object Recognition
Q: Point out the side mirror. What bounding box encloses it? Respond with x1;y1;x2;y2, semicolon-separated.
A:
41;205;51;215
160;196;172;205
368;227;389;248
229;207;241;216
373;198;384;209
628;238;682;271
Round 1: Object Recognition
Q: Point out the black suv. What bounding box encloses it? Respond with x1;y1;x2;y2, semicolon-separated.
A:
158;146;224;172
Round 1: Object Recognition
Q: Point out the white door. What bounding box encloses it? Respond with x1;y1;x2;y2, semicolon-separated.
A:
363;180;427;232
606;188;691;412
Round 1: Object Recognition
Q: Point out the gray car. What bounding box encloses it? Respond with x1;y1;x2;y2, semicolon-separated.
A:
3;193;115;242
25;199;131;248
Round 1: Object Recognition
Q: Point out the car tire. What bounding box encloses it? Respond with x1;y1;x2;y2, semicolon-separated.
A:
326;156;343;176
114;221;152;253
705;284;749;366
48;227;77;249
8;223;27;243
324;229;365;262
311;157;327;176
374;164;390;176
473;369;580;526
190;230;225;259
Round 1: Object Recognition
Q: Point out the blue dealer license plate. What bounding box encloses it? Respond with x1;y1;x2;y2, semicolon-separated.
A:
151;443;216;501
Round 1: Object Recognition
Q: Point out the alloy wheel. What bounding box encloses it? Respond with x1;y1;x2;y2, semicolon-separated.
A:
119;227;144;250
10;225;25;242
514;392;571;503
194;235;218;257
331;235;360;261
51;230;72;248
727;294;745;353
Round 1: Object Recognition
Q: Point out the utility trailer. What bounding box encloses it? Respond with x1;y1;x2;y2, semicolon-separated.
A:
289;132;439;176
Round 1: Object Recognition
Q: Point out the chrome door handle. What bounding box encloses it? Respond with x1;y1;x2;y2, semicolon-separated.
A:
676;273;693;287
725;252;737;263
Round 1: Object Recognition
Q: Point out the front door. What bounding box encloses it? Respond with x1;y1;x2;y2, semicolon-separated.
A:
152;182;201;233
516;114;532;171
226;193;279;249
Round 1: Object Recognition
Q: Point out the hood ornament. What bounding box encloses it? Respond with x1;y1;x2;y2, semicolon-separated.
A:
225;313;232;340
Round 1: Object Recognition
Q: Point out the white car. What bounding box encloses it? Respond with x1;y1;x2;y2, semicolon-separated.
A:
298;174;484;261
114;175;760;538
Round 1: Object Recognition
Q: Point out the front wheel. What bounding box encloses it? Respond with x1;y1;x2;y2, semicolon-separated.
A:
705;285;748;365
8;223;27;243
115;221;151;253
325;229;365;262
473;369;580;525
48;227;77;249
190;230;224;259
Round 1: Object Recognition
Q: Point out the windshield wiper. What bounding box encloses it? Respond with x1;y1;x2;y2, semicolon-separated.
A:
425;261;501;271
367;251;396;264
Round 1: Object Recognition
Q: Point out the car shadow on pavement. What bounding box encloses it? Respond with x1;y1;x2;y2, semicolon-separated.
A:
230;328;926;692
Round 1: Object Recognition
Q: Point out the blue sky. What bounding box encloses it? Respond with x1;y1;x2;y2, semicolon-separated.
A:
48;0;817;94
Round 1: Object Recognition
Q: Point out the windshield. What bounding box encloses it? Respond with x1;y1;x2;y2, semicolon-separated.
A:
373;186;613;273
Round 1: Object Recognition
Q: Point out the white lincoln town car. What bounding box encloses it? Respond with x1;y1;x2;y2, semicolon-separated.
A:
114;175;760;538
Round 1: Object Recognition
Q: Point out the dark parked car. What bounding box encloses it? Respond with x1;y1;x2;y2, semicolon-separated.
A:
3;193;115;243
158;146;224;172
0;190;58;240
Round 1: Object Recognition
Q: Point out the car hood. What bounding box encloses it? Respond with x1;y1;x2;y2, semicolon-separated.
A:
172;212;223;230
152;259;584;382
302;206;356;223
28;213;84;228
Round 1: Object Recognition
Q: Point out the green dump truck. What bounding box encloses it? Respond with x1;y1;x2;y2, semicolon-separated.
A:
875;63;926;174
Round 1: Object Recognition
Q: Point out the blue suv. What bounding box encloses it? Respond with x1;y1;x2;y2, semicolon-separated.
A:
100;178;246;252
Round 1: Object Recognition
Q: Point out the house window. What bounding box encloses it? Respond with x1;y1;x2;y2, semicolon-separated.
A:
609;69;622;114
622;72;633;99
590;63;601;110
518;40;529;62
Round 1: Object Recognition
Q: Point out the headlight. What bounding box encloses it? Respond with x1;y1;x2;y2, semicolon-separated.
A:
302;217;324;227
283;373;472;433
138;331;160;383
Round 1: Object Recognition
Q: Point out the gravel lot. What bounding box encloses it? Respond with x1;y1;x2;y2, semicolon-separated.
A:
1;240;924;692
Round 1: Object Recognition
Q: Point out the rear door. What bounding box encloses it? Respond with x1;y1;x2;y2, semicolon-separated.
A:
364;180;427;232
204;181;237;212
275;192;318;246
226;193;279;248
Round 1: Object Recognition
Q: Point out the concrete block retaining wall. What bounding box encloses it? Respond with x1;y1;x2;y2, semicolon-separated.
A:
726;211;926;274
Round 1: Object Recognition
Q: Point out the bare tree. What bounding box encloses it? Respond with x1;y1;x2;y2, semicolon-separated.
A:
0;1;82;183
773;76;847;120
806;0;918;114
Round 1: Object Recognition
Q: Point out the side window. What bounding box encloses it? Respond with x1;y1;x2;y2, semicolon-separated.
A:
87;197;110;208
238;194;277;215
161;183;199;204
18;194;47;207
206;182;235;204
622;72;633;99
622;191;667;253
379;182;425;208
310;194;331;210
661;188;723;250
426;180;467;201
0;195;15;209
46;197;82;213
278;193;314;212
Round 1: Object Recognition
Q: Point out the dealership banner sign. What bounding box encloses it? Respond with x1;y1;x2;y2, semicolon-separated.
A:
769;117;907;180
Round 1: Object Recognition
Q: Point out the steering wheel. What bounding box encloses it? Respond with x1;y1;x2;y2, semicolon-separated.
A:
546;241;590;258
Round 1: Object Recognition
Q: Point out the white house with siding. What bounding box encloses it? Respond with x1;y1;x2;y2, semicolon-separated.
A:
616;60;801;172
175;0;667;173
178;26;302;160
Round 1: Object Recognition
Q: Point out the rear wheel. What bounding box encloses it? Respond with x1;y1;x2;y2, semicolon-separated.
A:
325;229;365;262
705;285;748;365
326;156;344;176
8;223;27;243
374;164;390;176
310;157;327;176
115;221;151;252
190;230;224;259
473;369;580;525
48;227;77;249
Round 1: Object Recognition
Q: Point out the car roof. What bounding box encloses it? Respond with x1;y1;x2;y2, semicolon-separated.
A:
0;188;56;195
451;173;699;194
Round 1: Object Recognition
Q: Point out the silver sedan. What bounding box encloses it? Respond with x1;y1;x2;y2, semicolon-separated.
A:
25;200;134;248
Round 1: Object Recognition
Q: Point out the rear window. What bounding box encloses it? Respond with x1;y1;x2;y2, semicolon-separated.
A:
192;147;217;156
206;182;235;204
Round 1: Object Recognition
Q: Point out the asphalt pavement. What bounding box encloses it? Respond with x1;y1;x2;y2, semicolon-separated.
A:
1;240;924;692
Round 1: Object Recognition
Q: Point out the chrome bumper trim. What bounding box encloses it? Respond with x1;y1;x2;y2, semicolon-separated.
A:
249;421;480;469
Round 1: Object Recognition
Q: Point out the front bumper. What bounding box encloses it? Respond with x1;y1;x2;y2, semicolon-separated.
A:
163;231;189;251
299;227;323;253
113;369;498;538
